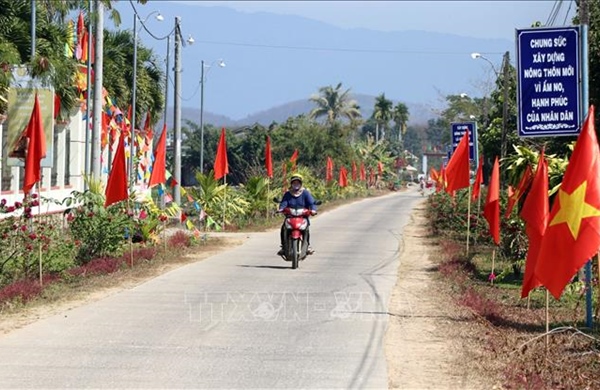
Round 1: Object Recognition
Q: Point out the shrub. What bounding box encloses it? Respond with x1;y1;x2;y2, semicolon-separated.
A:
0;274;60;304
68;257;122;277
168;231;192;248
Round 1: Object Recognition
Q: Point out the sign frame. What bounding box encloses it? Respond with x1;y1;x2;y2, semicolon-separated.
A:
516;26;581;137
450;121;478;163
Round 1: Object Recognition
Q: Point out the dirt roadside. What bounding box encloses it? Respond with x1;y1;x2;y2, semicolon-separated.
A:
385;203;486;390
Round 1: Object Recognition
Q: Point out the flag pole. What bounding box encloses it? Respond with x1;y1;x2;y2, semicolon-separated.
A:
545;288;550;350
474;193;482;247
266;179;270;220
128;198;133;267
222;175;227;231
466;186;472;256
490;248;495;285
37;181;43;286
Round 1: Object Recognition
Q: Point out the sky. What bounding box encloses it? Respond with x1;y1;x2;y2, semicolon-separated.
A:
177;1;576;41
114;0;578;121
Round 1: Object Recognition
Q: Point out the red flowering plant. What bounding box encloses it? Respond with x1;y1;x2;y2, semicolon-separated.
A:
0;194;76;288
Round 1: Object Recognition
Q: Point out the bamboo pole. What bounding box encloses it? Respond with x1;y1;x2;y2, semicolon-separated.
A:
37;181;43;286
466;186;472;256
545;289;550;350
222;175;227;231
128;198;133;267
490;248;496;285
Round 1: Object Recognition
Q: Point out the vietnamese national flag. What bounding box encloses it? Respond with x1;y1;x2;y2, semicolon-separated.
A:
377;161;384;175
472;156;484;201
483;156;500;245
214;127;229;180
430;167;439;183
265;135;273;178
290;149;299;171
505;164;533;218
520;149;549;298
535;105;600;299
105;130;129;207
360;162;366;181
445;130;470;194
351;161;357;182
23;93;47;195
148;124;167;188
326;156;334;182
339;166;348;187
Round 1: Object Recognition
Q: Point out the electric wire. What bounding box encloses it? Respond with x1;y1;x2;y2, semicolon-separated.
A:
563;0;575;25
194;39;504;56
129;0;176;41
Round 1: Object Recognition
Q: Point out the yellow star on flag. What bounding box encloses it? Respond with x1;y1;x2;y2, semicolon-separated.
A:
549;181;600;239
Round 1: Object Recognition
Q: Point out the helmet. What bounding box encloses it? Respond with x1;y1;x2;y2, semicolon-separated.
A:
290;174;303;185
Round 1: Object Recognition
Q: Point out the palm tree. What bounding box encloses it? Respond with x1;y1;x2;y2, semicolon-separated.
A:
392;102;410;143
372;93;393;143
308;82;361;127
103;30;164;127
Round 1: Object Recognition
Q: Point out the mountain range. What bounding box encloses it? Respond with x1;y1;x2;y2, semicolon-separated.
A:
115;2;519;128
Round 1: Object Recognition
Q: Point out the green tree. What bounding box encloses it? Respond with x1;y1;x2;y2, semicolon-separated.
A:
372;93;393;142
103;29;164;127
308;82;361;127
392;102;410;143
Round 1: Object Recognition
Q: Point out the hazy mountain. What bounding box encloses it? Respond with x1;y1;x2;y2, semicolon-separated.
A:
166;94;435;131
116;3;513;123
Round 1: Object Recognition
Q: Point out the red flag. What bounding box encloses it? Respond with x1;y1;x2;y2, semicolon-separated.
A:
148;124;167;188
520;149;549;298
377;161;384;175
536;105;600;299
23;94;47;195
143;111;152;131
472;156;484;201
81;30;89;63
105;130;128;207
351;161;357;182
445;130;470;193
265;135;273;178
339;166;348;187
430;167;439;182
290;149;299;171
101;112;110;150
483;156;500;245
326;157;334;182
436;164;446;192
360;162;366;181
505;164;533;218
214;127;229;180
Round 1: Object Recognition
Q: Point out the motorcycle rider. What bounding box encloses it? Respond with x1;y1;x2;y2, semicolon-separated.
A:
277;174;317;256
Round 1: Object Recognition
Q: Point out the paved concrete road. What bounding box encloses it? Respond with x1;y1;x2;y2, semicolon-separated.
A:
0;189;423;389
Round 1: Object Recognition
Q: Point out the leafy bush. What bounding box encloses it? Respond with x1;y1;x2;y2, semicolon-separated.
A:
63;189;132;263
168;231;192;248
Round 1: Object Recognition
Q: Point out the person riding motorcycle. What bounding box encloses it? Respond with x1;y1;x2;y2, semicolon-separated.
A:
277;174;317;256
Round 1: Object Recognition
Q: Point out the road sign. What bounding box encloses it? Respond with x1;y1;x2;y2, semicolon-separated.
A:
516;26;581;137
450;122;478;162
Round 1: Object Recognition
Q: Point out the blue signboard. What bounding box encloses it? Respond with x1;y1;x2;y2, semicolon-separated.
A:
516;26;580;137
450;122;478;162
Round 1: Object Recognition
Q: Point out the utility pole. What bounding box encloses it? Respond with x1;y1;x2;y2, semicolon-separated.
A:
199;60;205;174
130;14;138;187
30;0;35;60
173;17;182;205
500;50;509;159
91;0;104;179
84;0;93;182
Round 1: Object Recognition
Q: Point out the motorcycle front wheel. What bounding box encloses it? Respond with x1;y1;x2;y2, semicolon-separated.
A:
291;239;300;269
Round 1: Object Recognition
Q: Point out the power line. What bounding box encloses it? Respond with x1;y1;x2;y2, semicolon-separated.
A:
195;39;505;56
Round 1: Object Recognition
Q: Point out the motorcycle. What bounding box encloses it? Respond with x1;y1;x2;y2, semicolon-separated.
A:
274;198;321;269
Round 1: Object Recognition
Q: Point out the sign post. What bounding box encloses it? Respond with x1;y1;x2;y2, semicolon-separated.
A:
450;122;478;162
516;26;581;137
